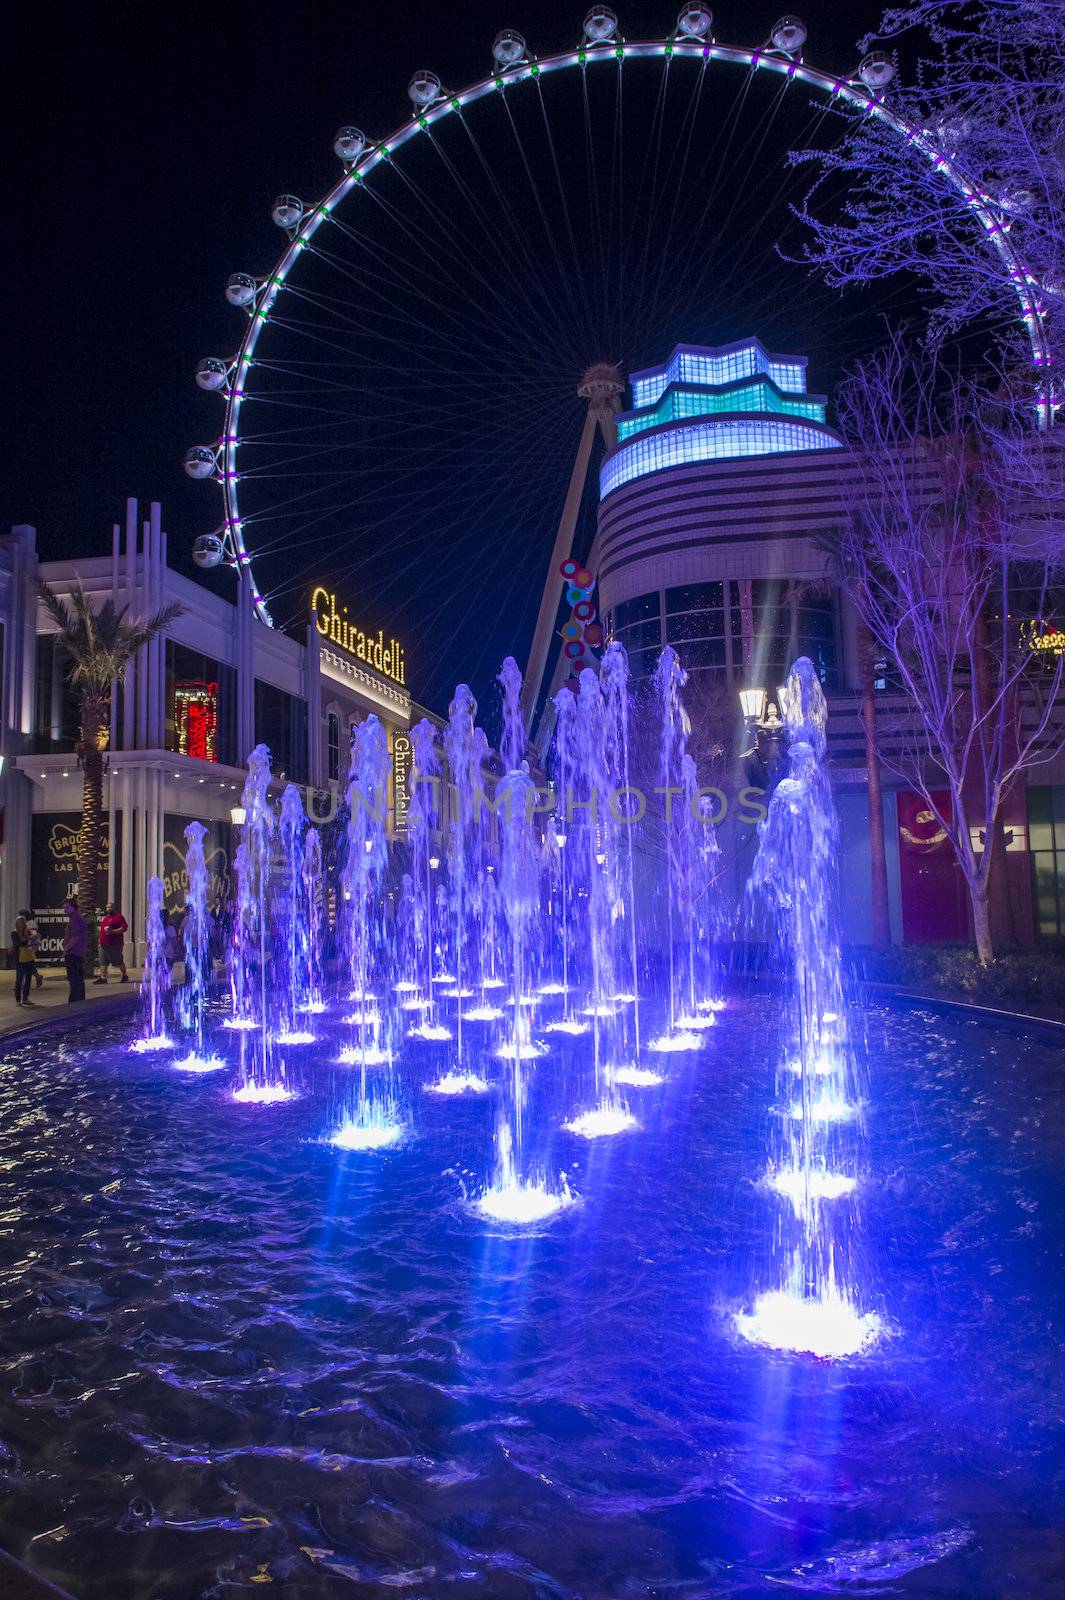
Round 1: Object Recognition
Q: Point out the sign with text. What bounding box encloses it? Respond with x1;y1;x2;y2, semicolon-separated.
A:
312;586;406;685
392;731;412;836
29;814;110;965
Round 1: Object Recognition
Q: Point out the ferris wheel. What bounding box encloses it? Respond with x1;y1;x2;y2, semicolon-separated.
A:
186;4;1051;704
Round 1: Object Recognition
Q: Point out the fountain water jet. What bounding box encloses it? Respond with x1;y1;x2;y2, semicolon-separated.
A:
737;658;880;1360
132;877;173;1052
172;823;223;1071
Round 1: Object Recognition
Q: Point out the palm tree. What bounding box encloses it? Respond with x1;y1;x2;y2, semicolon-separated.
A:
37;581;183;958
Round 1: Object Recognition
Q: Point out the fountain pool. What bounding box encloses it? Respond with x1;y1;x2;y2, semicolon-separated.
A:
0;995;1062;1598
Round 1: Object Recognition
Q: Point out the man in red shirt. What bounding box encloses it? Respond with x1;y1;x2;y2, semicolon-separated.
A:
96;901;129;985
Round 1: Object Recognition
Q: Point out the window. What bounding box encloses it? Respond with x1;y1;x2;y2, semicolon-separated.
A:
614;593;658;629
165;643;236;765
795;594;840;690
254;680;308;782
665;582;727;671
1028;786;1065;936
602;417;840;495
327;711;341;781
612;593;662;657
731;580;840;689
33;635;80;754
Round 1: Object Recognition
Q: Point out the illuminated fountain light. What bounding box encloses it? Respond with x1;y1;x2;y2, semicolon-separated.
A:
298;998;329;1015
545;1018;590;1036
275;1029;316;1046
462;1004;505;1022
408;1021;453;1042
232;1081;296;1105
787;1095;857;1124
427;1071;491;1096
768;1167;857;1217
480;977;506;990
494;1039;547;1062
129;1035;175;1054
736;1288;881;1361
580;1002;616;1019
337;1043;391;1067
537;980;569;996
612;1065;664;1088
346;989;378;1003
330;1112;404;1151
431;972;457;984
675;1011;717;1031
400;996;430;1012
698;997;727;1013
439;986;475;999
221;1016;257;1032
475;1127;574;1225
647;1030;702;1053
393;980;420;993
343;1009;381;1028
564;1104;638;1139
611;991;638;1004
783;1053;836;1077
172;1053;225;1073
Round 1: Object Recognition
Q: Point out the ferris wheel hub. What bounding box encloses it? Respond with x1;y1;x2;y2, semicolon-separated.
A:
578;362;624;407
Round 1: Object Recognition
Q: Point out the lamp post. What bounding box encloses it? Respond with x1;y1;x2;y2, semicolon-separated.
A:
739;684;789;785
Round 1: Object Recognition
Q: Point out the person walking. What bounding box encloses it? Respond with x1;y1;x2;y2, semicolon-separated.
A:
63;898;87;1003
10;912;37;1007
95;902;129;985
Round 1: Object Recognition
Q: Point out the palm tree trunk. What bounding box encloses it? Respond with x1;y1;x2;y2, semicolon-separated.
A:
76;697;108;977
858;625;890;948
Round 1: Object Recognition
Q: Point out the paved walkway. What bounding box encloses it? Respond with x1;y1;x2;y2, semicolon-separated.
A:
0;967;142;1040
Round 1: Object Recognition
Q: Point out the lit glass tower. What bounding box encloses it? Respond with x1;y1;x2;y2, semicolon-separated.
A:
602;336;842;496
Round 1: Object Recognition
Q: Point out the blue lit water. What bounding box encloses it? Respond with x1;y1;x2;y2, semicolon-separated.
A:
0;997;1062;1598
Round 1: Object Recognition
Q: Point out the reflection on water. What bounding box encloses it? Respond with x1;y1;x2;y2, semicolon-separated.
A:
0;999;1062;1598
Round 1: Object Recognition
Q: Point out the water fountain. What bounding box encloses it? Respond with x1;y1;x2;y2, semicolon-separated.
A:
302;822;325;1016
331;715;403;1147
229;744;294;1103
561;667;637;1139
737;657;880;1359
173;822;222;1072
646;648;703;1054
131;876;173;1052
127;644;876;1353
275;785;316;1046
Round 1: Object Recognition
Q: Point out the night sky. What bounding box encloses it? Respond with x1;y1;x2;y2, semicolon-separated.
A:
12;0;901;712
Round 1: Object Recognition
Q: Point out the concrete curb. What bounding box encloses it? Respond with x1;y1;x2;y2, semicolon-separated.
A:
859;979;1065;1038
0;989;139;1044
0;1548;76;1599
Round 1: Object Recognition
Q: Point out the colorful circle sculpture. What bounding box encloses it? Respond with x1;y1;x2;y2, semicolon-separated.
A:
557;554;605;684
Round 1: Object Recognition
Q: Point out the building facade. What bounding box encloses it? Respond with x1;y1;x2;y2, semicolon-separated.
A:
597;337;1063;946
0;499;419;962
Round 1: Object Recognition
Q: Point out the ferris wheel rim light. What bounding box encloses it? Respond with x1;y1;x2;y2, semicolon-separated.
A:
197;26;1053;628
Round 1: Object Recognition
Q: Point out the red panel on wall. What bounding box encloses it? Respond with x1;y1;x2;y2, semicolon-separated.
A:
897;790;970;943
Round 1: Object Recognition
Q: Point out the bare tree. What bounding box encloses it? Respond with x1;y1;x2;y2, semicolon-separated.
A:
833;336;1065;964
790;0;1065;379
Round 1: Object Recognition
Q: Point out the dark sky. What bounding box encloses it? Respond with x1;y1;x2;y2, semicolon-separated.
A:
11;0;899;712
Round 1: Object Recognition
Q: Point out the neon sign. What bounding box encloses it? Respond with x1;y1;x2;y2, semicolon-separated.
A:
175;680;218;762
312;586;406;685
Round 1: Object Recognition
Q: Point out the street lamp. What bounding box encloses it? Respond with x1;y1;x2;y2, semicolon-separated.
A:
739;684;788;784
230;805;246;826
738;686;766;722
